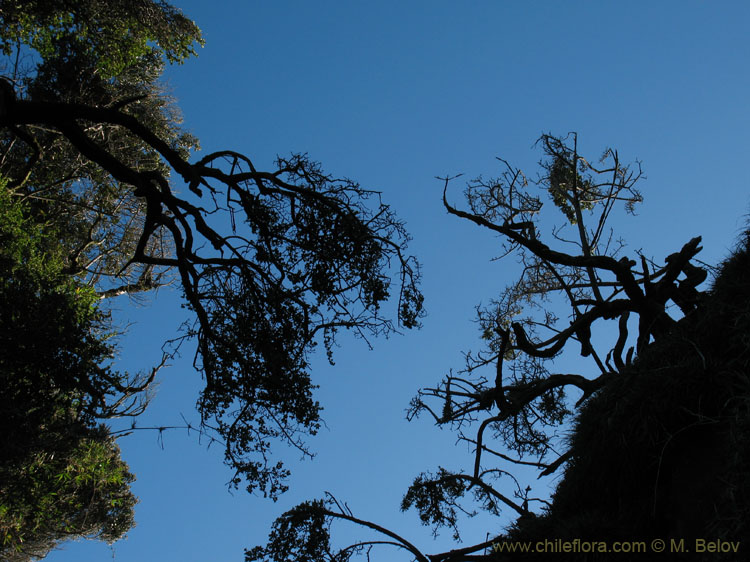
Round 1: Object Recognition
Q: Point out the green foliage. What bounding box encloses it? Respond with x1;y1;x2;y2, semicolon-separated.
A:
0;177;67;279
0;0;203;77
542;136;598;225
0;184;137;559
2;27;199;294
0;2;193;550
0;186;148;422
0;426;136;560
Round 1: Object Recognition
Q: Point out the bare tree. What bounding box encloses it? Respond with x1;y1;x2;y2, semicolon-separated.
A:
405;133;707;532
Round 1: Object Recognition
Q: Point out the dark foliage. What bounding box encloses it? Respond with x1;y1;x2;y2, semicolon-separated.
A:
250;135;748;562
501;232;750;560
245;500;335;562
1;0;423;532
0;188;137;559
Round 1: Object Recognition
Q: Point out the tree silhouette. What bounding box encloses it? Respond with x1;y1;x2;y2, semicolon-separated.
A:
248;134;745;562
0;83;423;495
0;2;423;555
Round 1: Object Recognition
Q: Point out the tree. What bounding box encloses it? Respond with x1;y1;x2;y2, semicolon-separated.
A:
0;0;202;77
1;0;202;299
0;0;423;554
247;134;747;561
1;81;423;495
1;425;137;562
0;185;138;559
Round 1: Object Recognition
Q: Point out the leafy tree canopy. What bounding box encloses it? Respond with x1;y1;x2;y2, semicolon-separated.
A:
0;184;138;559
0;6;423;557
0;0;203;77
1;1;200;298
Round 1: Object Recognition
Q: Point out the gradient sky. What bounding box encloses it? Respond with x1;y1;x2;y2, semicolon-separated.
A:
47;2;749;560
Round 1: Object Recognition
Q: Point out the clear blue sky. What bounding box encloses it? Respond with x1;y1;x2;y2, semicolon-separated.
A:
48;2;749;560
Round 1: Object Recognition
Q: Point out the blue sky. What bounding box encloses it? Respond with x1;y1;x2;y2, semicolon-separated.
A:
47;2;749;560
